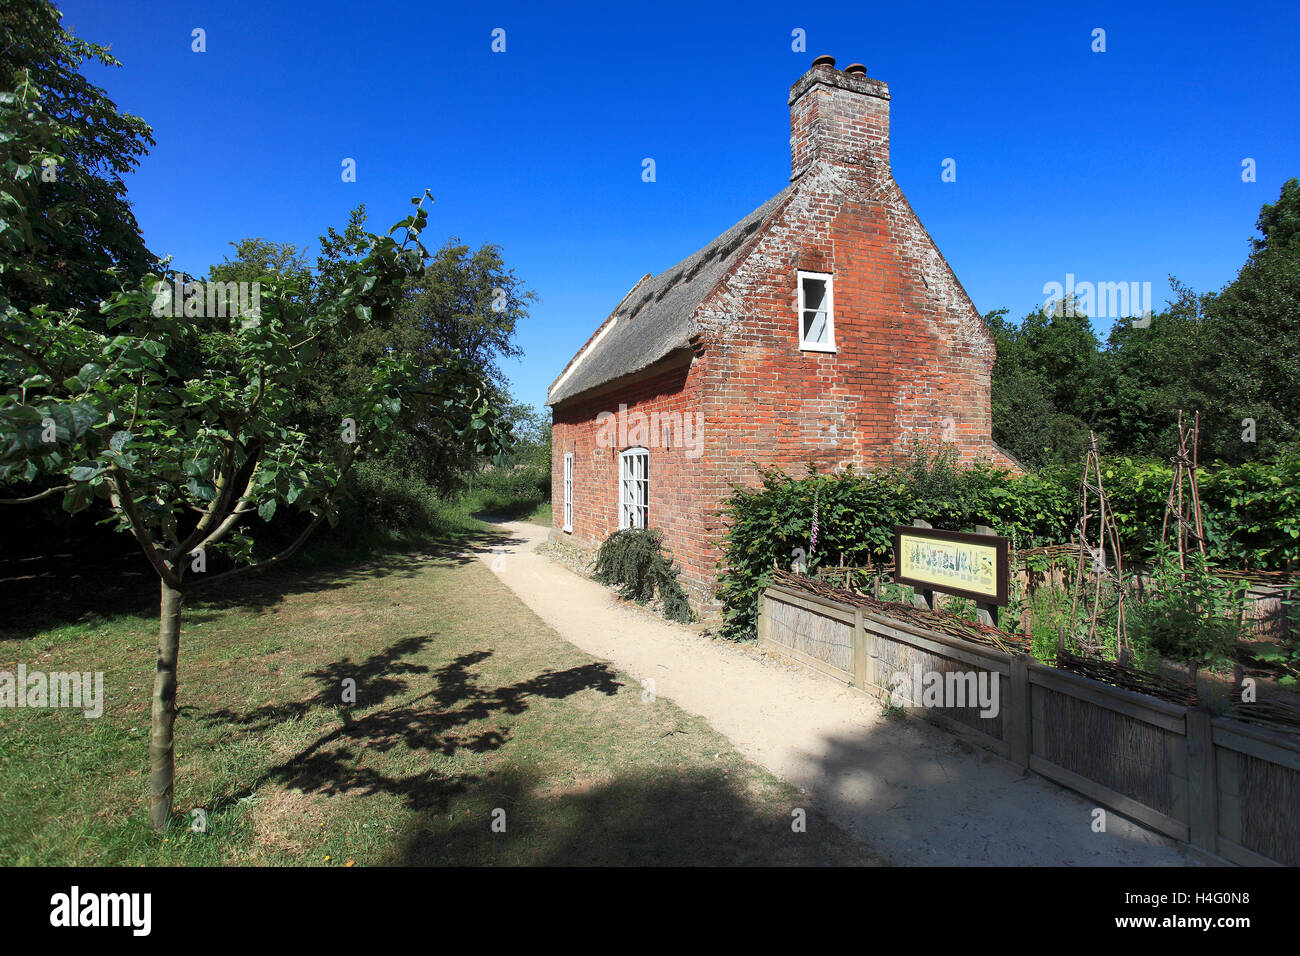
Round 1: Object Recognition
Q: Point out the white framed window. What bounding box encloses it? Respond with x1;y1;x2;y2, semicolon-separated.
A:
797;270;835;352
619;447;649;530
562;452;574;532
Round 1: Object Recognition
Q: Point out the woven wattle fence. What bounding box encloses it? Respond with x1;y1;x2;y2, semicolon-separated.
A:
758;573;1300;866
1054;651;1198;708
773;567;1030;655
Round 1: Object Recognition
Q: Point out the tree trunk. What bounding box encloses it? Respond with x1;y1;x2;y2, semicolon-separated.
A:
149;579;183;831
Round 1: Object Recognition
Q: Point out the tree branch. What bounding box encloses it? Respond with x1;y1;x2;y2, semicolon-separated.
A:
186;509;327;592
188;445;361;592
107;469;182;589
182;456;262;557
0;484;72;504
0;335;59;381
169;438;261;562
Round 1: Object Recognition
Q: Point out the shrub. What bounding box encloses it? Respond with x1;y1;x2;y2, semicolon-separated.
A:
715;447;1299;640
346;459;447;530
715;447;1071;639
461;462;550;516
1128;549;1250;668
593;528;694;623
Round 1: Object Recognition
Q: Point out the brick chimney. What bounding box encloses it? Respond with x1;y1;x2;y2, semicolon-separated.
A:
789;55;891;181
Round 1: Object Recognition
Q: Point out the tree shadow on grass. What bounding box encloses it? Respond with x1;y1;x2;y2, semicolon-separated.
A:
0;526;523;639
200;634;440;730
195;632;876;866
197;637;622;817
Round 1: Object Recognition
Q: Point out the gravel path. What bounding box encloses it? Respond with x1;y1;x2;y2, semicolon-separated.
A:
474;519;1202;867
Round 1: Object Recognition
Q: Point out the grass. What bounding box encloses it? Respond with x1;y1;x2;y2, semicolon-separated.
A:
457;462;550;525
0;536;878;866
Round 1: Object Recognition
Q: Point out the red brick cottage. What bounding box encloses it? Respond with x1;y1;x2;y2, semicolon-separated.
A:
547;56;1016;612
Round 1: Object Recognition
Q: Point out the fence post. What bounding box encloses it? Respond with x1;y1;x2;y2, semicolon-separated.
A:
1008;653;1031;768
973;524;1000;627
757;587;770;648
1186;705;1218;856
852;607;869;692
911;519;936;610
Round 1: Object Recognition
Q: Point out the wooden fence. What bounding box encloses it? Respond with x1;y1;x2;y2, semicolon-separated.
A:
758;582;1300;866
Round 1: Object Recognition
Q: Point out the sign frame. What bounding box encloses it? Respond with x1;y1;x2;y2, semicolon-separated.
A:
893;524;1010;607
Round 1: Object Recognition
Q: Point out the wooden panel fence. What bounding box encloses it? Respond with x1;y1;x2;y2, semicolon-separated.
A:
758;582;1300;866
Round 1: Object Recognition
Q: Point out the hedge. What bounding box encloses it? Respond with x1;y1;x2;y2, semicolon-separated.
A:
715;449;1300;639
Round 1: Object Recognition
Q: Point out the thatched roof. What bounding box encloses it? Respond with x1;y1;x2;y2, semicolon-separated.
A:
547;187;794;406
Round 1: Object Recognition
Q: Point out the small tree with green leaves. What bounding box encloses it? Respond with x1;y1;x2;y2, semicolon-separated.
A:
0;196;508;830
0;1;512;831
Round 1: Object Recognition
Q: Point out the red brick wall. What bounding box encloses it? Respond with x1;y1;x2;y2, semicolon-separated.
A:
550;357;717;604
674;164;997;602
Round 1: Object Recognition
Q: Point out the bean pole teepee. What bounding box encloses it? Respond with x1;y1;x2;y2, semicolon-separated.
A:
1161;409;1207;575
1069;431;1130;661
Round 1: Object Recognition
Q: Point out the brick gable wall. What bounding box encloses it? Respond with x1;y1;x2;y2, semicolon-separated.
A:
678;164;997;611
552;164;997;614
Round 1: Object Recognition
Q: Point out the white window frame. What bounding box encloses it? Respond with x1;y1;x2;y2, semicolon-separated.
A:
562;452;574;532
619;447;649;530
797;270;836;352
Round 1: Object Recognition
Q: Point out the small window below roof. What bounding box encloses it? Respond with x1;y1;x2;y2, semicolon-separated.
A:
797;271;835;352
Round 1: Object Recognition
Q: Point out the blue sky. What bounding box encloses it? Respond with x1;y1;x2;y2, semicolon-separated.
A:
60;0;1300;411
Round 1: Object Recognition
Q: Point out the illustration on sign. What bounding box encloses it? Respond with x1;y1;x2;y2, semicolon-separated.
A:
894;526;1009;605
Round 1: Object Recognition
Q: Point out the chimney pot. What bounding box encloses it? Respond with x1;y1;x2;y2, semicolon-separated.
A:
844;63;867;76
811;54;836;69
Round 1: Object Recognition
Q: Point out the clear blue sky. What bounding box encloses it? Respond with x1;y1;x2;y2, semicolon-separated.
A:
59;0;1300;412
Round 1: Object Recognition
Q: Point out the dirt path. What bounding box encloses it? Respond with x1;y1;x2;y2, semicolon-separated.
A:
474;520;1202;867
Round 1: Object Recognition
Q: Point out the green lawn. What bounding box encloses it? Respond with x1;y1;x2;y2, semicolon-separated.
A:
0;536;878;866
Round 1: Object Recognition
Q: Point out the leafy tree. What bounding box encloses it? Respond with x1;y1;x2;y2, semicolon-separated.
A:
194;216;539;499
991;362;1055;467
1198;178;1300;460
296;209;536;492
986;307;1093;466
1012;296;1103;422
988;181;1300;467
0;0;155;316
403;238;536;386
494;397;549;463
0;195;509;829
1089;281;1212;458
208;238;311;288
